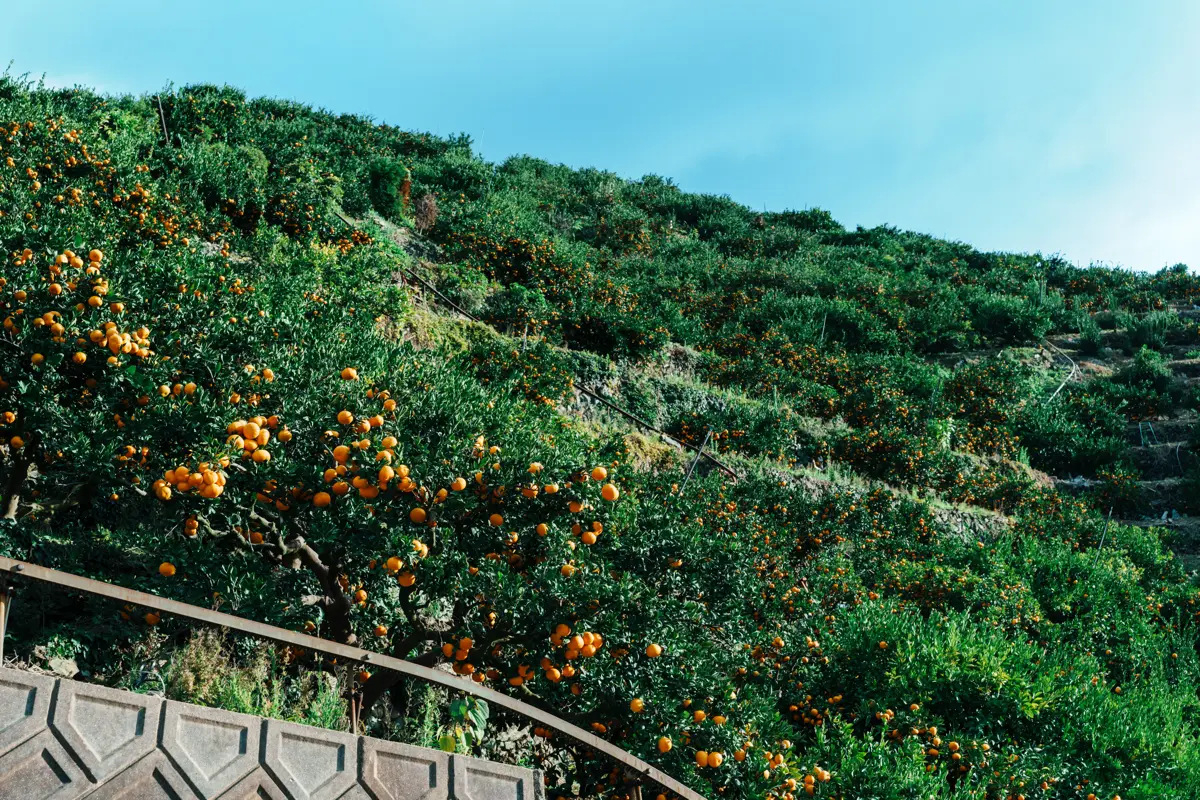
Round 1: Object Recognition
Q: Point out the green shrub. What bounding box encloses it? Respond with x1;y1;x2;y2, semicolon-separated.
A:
1078;312;1105;356
367;157;410;219
1129;310;1183;350
1017;391;1126;476
970;293;1053;345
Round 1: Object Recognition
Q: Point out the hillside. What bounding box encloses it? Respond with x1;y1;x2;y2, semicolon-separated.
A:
2;76;1200;799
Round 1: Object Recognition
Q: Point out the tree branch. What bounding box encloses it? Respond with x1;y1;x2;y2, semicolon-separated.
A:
293;538;356;645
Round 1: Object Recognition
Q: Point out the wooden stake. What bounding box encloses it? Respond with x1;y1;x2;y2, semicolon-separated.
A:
681;429;712;493
1091;507;1115;570
155;95;170;145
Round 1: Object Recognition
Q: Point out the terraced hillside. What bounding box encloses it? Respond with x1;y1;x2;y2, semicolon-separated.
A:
1045;313;1200;566
2;77;1200;800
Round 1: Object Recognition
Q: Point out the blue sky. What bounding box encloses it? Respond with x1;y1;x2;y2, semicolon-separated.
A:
4;0;1198;271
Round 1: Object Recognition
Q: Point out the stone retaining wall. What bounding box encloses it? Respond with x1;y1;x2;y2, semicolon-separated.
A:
0;666;542;800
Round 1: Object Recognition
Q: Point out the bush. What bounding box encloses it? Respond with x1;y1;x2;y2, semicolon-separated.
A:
1091;462;1143;514
1129;311;1183;351
970;293;1053;345
1016;391;1126;476
367;157;409;218
1115;345;1175;394
1078;312;1105;356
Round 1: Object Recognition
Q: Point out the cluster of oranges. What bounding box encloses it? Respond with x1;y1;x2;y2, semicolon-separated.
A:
377;549;423;589
153;462;229;501
771;766;831;797
83;318;153;364
309;387;415;505
440;636;475;674
226;416;284;464
540;624;605;684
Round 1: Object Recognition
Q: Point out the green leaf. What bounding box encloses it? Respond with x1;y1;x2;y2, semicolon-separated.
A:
449;698;468;721
437;734;456;753
467;699;489;732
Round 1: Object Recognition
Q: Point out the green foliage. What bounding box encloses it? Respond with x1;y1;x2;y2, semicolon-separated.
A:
1091;462;1144;515
1077;312;1105;356
1016;389;1127;476
368;157;410;219
1129;310;1184;351
1;74;1199;800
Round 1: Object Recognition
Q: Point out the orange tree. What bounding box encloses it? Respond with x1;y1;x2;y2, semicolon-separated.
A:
0;91;804;799
0;235;800;796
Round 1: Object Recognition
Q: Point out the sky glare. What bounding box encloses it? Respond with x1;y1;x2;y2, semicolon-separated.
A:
4;0;1197;271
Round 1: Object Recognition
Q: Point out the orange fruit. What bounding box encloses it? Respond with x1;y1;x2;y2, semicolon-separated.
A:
600;484;619;502
646;643;663;658
398;571;416;587
630;698;645;713
658;737;672;753
340;367;359;380
695;750;708;768
591;466;608;481
314;492;332;507
409;507;427;524
158;562;176;577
